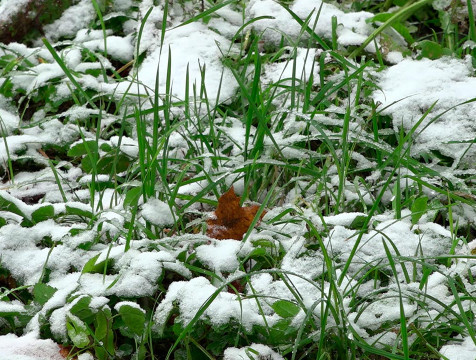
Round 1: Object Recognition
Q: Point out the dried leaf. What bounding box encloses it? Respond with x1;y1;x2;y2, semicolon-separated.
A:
207;186;265;240
58;345;77;359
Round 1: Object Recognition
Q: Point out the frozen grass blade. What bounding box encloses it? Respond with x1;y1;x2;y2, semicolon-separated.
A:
228;59;284;162
337;105;351;213
331;15;338;50
247;40;263;159
311;60;370;108
242;175;281;243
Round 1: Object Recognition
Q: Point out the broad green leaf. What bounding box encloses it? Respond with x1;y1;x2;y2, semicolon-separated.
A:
249;247;267;258
81;154;130;174
252;239;274;247
82;254;108;274
411;196;428;225
349;215;367;230
31;205;54;223
95;311;109;339
124;186;142;209
416;40;451;60
81;254;101;274
65;205;93;219
271;300;300;318
67;140;98;157
268;318;294;343
118;304;146;336
100;142;112;152
33;283;57;306
66;315;90;348
70;296;94;323
95;309;115;356
0;193;27;218
95;347;108;360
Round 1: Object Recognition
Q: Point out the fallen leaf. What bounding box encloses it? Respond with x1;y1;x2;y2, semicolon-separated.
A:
207;186;265;240
58;344;77;359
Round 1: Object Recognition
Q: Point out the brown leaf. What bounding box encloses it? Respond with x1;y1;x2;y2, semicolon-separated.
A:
58;345;77;359
206;186;265;240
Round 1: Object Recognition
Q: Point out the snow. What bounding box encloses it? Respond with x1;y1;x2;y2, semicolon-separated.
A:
137;22;238;104
114;301;145;313
224;343;285;360
372;56;476;167
195;239;242;272
440;336;476;360
386;51;404;64
324;212;366;227
0;108;19;134
247;0;374;49
0;333;64;360
153;276;280;334
327;215;454;268
43;0;97;42
110;135;138;157
262;47;321;86
0;0;30;24
141;198;175;226
0;300;25;314
351;294;418;330
0;0;475;358
75;31;135;62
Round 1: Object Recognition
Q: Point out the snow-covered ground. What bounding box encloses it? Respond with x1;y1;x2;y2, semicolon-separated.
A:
0;0;475;359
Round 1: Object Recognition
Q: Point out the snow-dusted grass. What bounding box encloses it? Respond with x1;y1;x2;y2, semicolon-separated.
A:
0;0;475;359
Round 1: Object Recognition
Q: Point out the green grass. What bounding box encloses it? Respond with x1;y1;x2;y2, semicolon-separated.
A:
0;0;475;359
